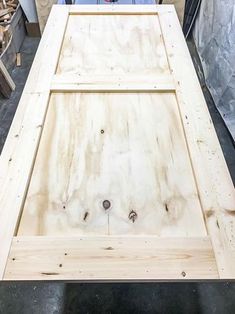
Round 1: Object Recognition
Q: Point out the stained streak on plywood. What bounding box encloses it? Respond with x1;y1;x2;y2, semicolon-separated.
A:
4;236;218;280
18;92;206;236
56;14;170;76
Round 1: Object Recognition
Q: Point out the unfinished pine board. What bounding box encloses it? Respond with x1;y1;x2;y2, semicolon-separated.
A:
0;5;234;280
0;5;69;280
158;7;235;278
0;59;15;98
5;237;218;280
50;74;176;92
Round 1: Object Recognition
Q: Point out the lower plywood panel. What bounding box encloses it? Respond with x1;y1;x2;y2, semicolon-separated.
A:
4;237;218;280
18;93;206;237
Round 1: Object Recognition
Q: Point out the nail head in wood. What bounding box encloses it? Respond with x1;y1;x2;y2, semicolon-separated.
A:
103;200;111;210
129;210;137;223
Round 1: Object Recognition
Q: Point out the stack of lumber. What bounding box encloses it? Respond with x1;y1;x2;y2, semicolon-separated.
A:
0;0;18;55
0;58;15;97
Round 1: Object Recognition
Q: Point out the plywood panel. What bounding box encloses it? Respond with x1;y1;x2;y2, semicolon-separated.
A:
18;92;206;236
57;14;170;76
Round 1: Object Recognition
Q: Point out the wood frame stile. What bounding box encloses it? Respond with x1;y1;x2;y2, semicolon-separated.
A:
0;5;235;281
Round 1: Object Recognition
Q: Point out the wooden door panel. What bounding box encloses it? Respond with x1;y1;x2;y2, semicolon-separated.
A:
0;5;234;280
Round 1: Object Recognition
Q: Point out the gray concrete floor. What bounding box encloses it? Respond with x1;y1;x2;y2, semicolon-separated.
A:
1;282;235;313
0;35;235;313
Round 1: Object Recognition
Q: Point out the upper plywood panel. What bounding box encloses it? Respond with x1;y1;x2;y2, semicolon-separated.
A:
56;14;170;76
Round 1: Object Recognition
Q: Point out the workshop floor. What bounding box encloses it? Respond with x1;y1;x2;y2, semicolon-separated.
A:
0;35;235;313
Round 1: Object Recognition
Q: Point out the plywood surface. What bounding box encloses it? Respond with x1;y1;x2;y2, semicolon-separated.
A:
0;5;234;280
18;92;206;236
57;14;170;76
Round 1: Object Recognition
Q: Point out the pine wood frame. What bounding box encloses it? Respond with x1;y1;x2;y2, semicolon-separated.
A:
0;5;234;280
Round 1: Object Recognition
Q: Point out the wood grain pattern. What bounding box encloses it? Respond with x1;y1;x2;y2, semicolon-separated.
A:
17;92;206;236
158;8;235;277
57;14;170;76
4;236;218;280
0;6;69;279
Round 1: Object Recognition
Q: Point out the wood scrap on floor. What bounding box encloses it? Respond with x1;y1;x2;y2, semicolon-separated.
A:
16;52;21;66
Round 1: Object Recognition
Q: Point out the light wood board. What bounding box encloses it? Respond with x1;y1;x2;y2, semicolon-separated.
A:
0;59;15;97
5;236;218;280
0;5;234;280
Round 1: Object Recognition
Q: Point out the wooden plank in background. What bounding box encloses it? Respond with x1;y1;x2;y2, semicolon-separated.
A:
35;0;57;34
0;59;15;98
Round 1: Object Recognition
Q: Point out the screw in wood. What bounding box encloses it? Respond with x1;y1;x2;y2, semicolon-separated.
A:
181;271;186;277
129;210;137;223
103;200;111;210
